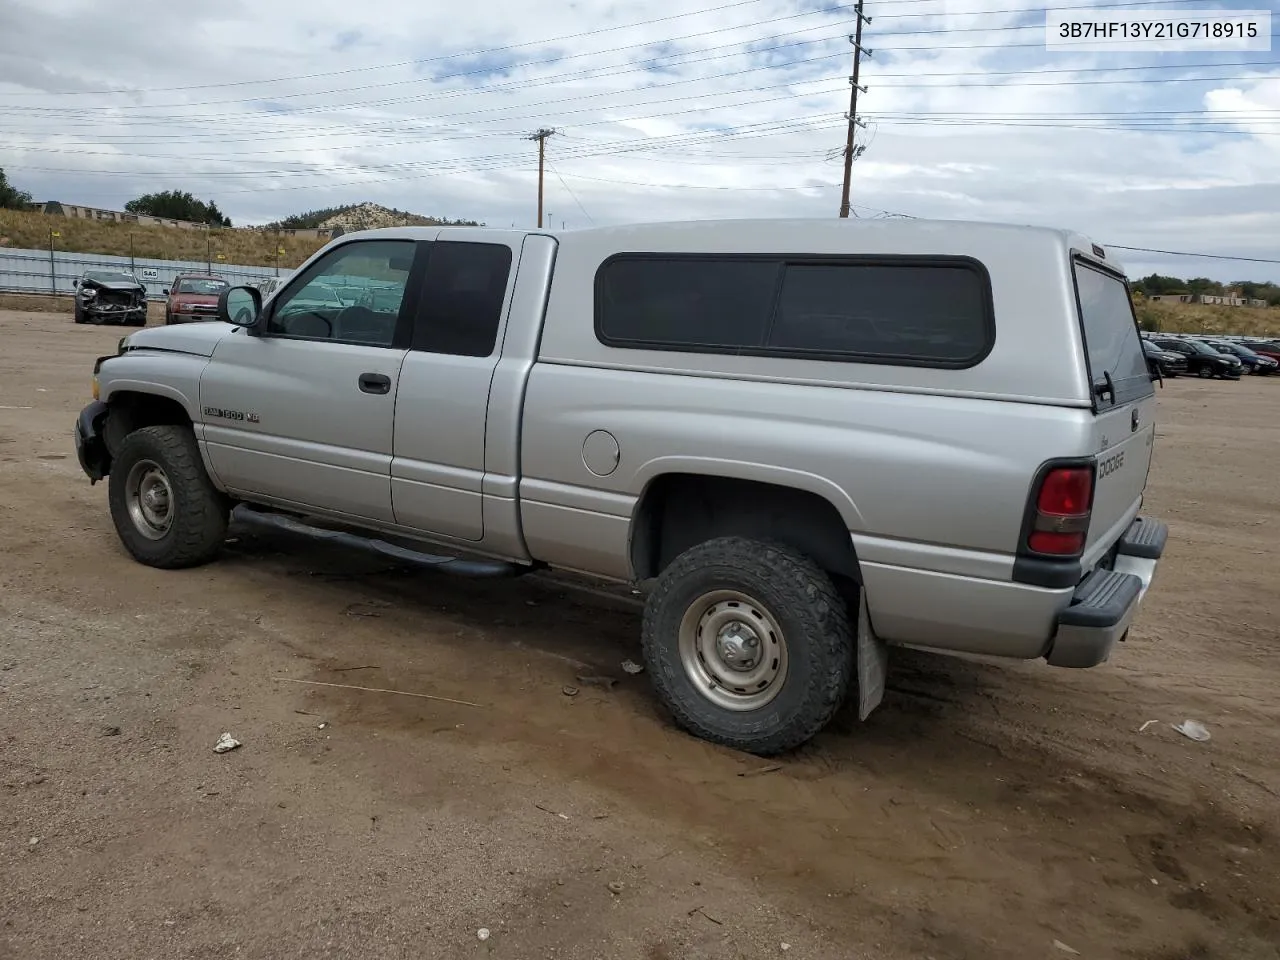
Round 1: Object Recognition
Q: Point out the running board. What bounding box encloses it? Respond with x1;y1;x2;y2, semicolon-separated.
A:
230;506;529;579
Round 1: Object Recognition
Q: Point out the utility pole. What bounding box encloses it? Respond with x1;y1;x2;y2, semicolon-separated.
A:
48;228;59;293
525;128;557;228
838;0;872;219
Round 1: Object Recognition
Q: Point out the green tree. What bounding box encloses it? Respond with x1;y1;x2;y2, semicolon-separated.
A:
0;166;35;210
125;190;231;227
1184;276;1224;297
1132;273;1187;296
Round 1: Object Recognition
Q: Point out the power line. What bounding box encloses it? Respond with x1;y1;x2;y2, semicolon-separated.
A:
4;114;849;194
1107;245;1280;265
4;62;1271;157
0;0;786;97
546;160;596;226
1;5;858;115
0;0;1206;99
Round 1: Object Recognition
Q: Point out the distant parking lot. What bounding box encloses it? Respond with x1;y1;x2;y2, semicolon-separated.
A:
2;307;1278;960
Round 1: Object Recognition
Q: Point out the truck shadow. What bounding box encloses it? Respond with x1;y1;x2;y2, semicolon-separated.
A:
217;521;1280;957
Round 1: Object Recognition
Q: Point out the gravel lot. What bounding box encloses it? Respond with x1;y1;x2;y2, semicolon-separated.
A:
2;308;1278;960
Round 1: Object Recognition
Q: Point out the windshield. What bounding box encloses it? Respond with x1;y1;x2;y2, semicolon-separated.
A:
1218;343;1257;358
85;271;136;284
1189;341;1223;356
175;278;229;295
1074;261;1154;408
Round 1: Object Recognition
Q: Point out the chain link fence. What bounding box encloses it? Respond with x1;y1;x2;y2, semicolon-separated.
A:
0;246;281;301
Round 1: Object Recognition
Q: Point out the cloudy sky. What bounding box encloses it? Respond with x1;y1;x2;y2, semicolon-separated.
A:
1;0;1276;281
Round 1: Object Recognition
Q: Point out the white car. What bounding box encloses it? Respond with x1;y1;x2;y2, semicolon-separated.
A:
249;272;294;303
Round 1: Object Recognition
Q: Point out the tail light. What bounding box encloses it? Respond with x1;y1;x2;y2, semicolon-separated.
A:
1026;465;1094;556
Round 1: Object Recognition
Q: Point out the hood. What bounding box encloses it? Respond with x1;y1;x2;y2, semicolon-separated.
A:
86;279;144;292
122;321;237;358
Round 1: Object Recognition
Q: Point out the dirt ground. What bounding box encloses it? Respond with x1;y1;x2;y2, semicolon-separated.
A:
1;308;1277;960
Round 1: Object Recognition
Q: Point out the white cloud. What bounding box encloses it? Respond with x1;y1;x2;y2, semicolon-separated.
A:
1;0;1277;281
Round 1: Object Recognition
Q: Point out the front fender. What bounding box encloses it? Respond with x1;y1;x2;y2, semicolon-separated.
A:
100;377;200;420
96;348;209;423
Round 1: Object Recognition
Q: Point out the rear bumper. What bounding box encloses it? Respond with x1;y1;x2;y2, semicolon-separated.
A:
1044;516;1167;668
74;400;111;484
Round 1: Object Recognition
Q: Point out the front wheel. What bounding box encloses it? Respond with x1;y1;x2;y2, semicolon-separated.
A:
1197;365;1214;379
642;537;854;756
107;425;229;569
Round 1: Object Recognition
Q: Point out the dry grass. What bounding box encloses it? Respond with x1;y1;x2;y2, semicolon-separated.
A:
0;209;327;267
1135;299;1280;338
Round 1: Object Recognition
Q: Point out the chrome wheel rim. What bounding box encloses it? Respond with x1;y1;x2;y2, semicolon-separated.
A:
677;589;788;711
125;459;174;540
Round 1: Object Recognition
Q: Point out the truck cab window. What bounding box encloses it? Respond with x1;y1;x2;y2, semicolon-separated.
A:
267;240;414;347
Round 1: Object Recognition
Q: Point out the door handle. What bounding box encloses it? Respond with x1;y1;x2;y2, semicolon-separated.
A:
358;373;391;395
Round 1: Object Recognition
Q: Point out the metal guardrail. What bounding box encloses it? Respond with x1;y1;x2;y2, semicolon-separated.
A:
0;246;281;301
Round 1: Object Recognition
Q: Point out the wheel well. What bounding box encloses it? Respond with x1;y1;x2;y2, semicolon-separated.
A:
630;474;860;585
104;391;192;455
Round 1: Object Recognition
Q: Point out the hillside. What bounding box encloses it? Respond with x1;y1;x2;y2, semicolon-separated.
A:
1135;298;1280;338
0;208;328;268
267;202;480;232
0;202;483;267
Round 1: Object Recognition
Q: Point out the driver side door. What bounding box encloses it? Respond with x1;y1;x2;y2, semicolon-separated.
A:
199;237;430;524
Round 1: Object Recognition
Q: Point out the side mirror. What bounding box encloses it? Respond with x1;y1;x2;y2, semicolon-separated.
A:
218;285;263;331
72;279;79;287
161;288;170;296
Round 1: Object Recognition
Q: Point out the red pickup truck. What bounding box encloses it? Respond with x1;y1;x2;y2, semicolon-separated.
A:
163;273;229;325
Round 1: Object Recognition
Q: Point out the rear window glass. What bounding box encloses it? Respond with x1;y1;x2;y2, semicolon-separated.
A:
1074;261;1155;408
771;262;989;364
595;258;778;350
595;255;993;367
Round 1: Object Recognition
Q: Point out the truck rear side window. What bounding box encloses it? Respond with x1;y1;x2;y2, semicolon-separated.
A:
595;254;993;368
1073;260;1154;408
414;241;513;358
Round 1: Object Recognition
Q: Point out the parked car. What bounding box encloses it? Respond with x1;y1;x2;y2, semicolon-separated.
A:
72;270;148;327
1147;337;1242;379
162;274;230;324
74;219;1168;755
248;272;294;303
1239;340;1280;368
1201;340;1277;375
1142;340;1187;378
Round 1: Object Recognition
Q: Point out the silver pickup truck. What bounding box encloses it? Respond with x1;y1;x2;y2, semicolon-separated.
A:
74;218;1168;755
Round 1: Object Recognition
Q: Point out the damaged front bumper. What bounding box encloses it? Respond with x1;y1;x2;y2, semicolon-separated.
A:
74;400;111;483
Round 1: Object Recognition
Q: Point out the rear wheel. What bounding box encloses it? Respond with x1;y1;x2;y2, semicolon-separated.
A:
641;536;854;756
108;425;229;569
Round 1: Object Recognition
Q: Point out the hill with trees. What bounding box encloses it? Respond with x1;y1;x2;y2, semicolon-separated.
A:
1132;273;1280;307
267;202;481;231
125;190;232;227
